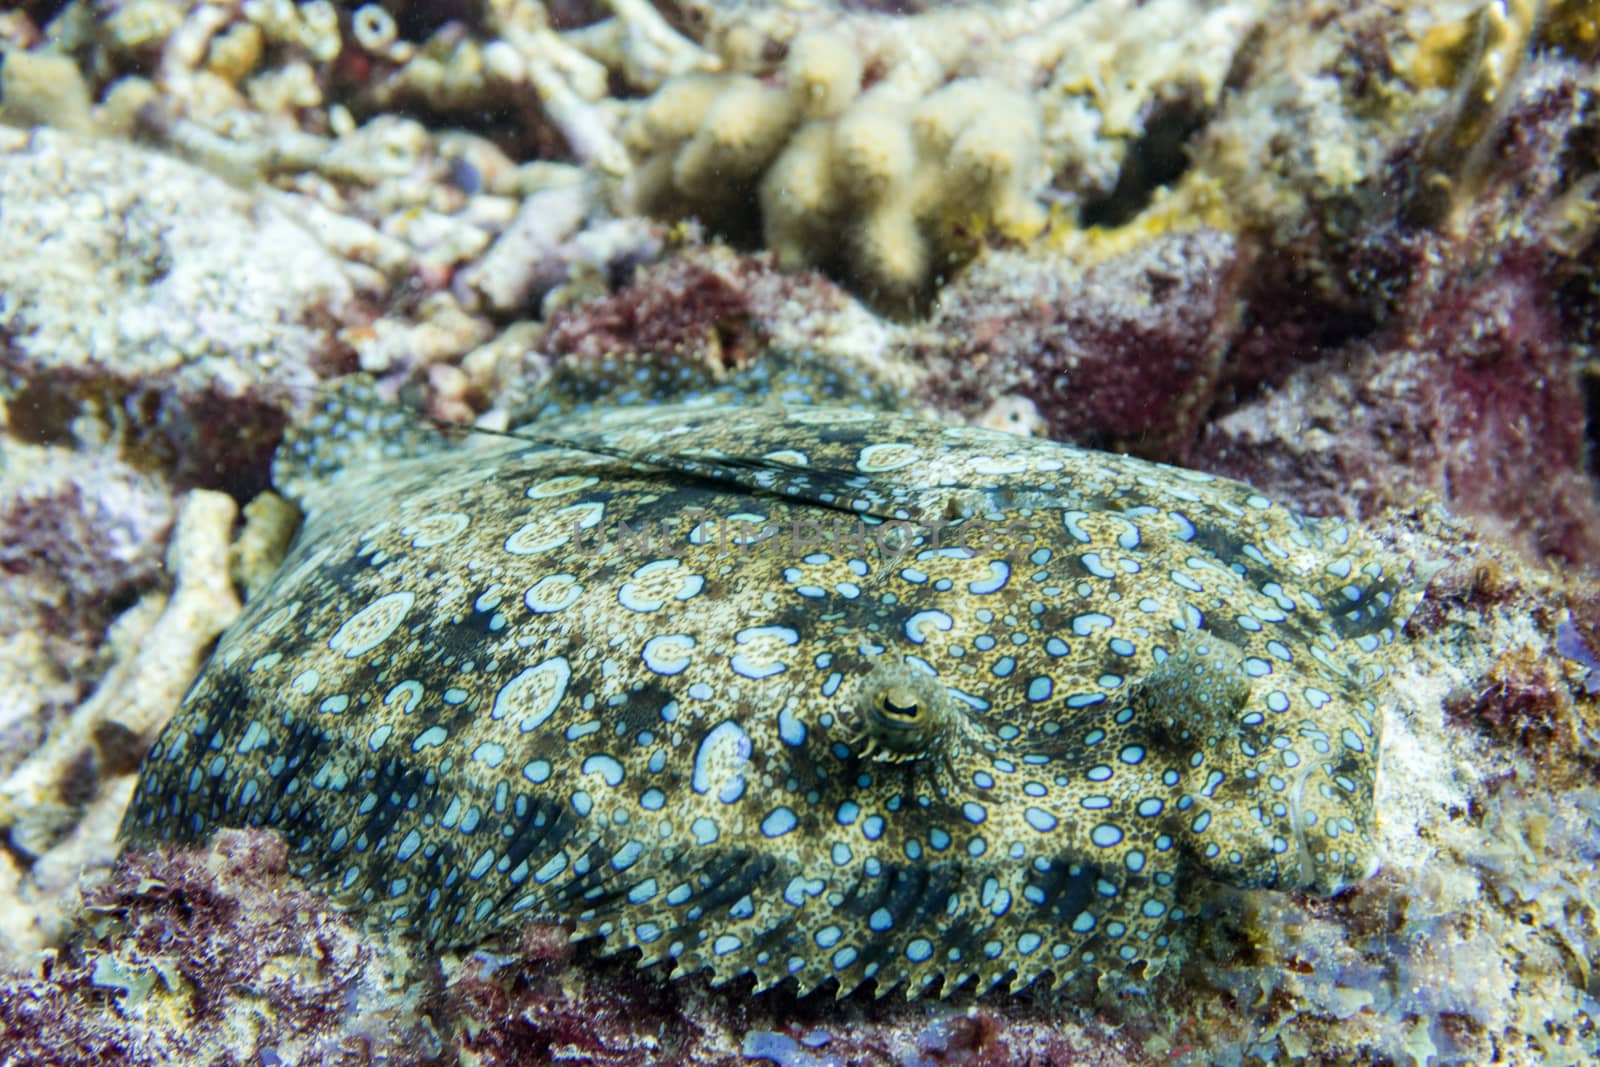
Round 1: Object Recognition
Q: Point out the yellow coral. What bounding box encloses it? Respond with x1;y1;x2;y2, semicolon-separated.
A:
948;101;1038;193
624;72;726;153
830;87;918;205
625;60;1046;311
1412;18;1480;91
784;28;862;120
672;77;798;193
947;107;1044;226
761;120;841;268
1541;0;1600;58
910;78;993;157
850;200;927;306
1408;0;1538;225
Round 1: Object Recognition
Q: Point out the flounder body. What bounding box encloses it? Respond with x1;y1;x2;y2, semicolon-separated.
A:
123;396;1421;997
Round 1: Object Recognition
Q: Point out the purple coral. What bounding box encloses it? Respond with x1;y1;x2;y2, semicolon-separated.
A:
1193;56;1600;566
918;228;1243;459
0;830;442;1067
539;246;854;369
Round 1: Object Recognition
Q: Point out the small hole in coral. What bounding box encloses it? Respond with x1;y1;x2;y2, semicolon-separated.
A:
14;1;75;34
5;378;79;446
1079;96;1209;229
376;0;486;42
1584;362;1600;481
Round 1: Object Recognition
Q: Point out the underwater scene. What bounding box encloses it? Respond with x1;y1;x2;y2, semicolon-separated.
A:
1;0;1598;1064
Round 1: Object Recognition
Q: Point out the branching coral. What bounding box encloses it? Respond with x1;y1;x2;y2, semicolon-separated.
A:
618;0;1265;308
627;40;1045;309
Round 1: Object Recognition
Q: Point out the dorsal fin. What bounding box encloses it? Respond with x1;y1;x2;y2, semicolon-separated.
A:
276;355;997;527
515;413;986;524
509;346;908;422
275;384;963;525
272;376;466;506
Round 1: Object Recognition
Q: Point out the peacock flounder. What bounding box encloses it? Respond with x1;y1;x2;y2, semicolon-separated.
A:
122;376;1424;998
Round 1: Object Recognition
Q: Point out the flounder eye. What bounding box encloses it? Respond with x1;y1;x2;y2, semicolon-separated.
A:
876;686;922;722
853;660;952;761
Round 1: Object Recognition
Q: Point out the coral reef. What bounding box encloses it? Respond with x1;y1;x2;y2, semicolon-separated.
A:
911;226;1243;456
0;127;357;497
0;490;239;959
626;55;1046;306
0;0;1596;1062
0;443;175;698
0;829;441;1067
1193;43;1600;565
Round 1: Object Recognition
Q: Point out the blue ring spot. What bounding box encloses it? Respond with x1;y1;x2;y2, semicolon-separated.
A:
1024;807;1058;832
641;634;695;675
761;807;798;838
778;705;806;746
581;753;625;786
411;725;448;751
904;610;954;644
968;560;1010;595
1071;612;1114;636
1091;824;1124;848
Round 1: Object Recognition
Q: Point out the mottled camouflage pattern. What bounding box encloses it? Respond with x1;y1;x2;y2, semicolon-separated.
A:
123;394;1421;997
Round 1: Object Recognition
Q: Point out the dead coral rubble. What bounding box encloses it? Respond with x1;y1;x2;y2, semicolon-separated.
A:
0;829;442;1067
0;490;239;963
0;128;357;498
